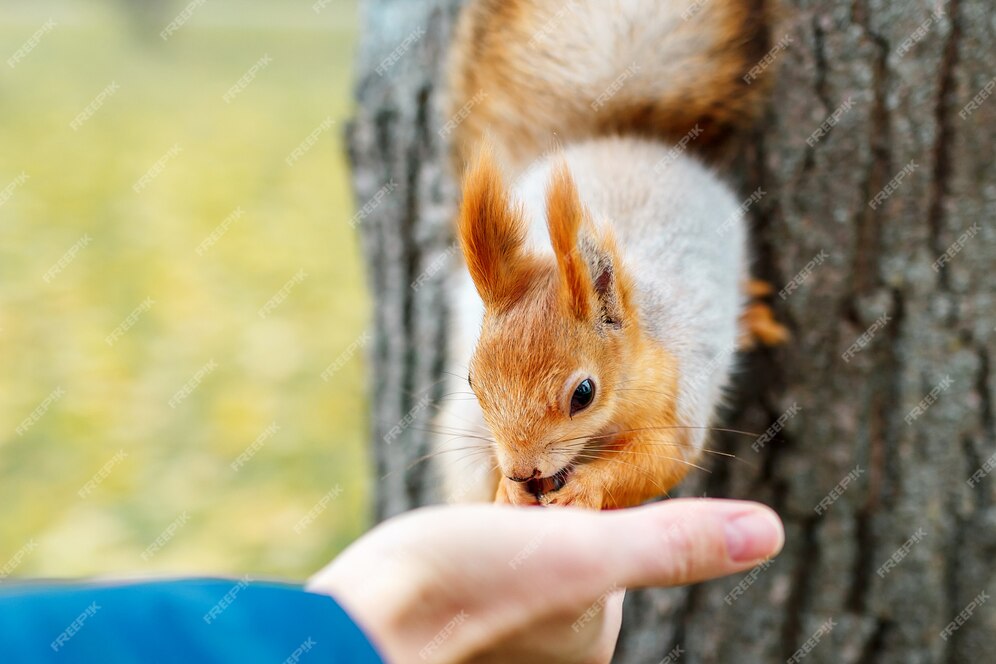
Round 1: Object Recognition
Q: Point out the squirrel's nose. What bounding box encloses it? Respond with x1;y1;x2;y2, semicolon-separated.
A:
507;468;540;483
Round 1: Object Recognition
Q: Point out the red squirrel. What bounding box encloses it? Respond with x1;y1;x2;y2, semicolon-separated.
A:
434;0;787;509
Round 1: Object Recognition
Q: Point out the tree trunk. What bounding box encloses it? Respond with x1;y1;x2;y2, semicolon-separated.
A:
346;1;995;662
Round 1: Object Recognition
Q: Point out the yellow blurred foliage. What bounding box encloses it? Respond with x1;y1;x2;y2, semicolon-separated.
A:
0;1;370;581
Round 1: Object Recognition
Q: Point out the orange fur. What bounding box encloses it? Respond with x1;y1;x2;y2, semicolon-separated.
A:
481;281;690;509
457;145;543;312
463;165;691;510
546;162;592;319
739;279;791;348
447;0;776;172
741;303;791;348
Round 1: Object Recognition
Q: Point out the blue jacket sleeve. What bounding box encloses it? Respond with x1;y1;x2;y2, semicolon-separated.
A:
0;578;385;663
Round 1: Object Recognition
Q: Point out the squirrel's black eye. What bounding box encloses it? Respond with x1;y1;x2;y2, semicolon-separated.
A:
570;378;595;416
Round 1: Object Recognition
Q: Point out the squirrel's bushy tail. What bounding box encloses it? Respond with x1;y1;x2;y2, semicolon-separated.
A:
446;0;774;173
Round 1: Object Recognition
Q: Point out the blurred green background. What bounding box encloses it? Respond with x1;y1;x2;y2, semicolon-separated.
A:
0;0;370;580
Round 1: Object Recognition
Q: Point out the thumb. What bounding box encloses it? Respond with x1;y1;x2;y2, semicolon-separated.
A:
580;498;785;591
511;498;784;607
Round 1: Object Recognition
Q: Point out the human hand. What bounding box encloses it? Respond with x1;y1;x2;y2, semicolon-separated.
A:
307;500;784;664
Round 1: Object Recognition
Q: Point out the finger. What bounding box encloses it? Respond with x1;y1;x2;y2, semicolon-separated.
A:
592;590;624;664
599;499;784;589
495;498;783;606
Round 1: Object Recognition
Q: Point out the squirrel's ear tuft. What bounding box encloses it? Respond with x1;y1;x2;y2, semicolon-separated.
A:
546;162;593;319
458;144;529;311
546;162;625;327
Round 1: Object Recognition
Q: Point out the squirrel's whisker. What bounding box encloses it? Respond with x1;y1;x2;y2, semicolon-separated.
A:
552;424;761;446
386;445;494;478
410;425;495;444
573;450;711;475
571;452;673;496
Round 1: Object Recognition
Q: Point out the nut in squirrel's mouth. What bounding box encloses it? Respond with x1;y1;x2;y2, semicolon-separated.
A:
526;464;574;498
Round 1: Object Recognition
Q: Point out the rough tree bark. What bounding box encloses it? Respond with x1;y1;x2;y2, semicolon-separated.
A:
346;1;995;662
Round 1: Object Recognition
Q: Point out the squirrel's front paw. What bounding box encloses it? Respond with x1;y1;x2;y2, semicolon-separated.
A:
495;466;608;509
494;477;540;506
538;466;605;510
540;485;603;509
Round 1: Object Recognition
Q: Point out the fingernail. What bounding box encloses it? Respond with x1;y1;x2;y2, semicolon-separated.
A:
724;509;784;562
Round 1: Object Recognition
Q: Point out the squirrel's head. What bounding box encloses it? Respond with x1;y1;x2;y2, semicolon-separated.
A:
457;146;638;489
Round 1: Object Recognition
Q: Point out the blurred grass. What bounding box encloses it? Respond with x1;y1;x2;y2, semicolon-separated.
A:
0;0;370;580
